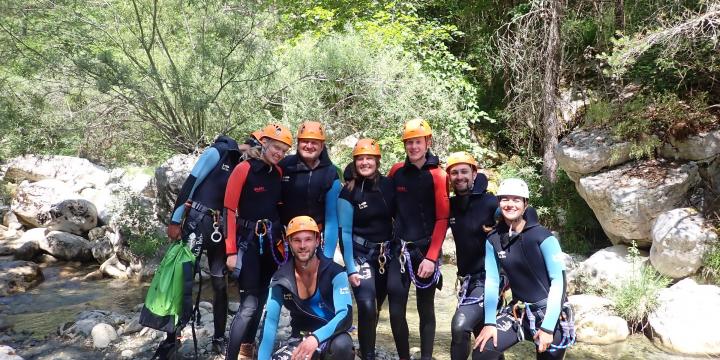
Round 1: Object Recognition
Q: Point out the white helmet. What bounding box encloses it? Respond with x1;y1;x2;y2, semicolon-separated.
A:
497;178;530;199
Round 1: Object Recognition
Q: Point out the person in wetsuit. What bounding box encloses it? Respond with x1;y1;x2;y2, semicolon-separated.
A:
224;123;293;360
278;121;341;258
446;152;498;360
474;178;575;360
337;139;396;360
386;118;450;360
258;215;354;360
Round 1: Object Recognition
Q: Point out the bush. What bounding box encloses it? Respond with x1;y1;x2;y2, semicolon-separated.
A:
610;241;671;330
109;189;165;259
701;238;720;284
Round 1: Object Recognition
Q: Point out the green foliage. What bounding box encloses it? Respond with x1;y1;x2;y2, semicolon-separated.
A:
0;180;12;206
110;190;164;259
702;238;720;284
611;241;671;330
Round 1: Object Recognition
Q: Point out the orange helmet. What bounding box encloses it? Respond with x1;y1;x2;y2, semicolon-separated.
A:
402;118;432;140
251;130;264;141
286;216;320;237
446;151;478;172
352;138;381;158
297;121;326;141
261;123;293;147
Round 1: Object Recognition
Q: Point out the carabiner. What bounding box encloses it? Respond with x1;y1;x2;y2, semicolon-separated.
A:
399;241;407;274
211;222;223;243
377;242;387;275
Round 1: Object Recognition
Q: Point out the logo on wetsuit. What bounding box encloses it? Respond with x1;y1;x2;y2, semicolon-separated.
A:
221;164;230;171
284;293;293;300
497;250;506;259
396;186;407;192
358;201;368;209
449;217;455;225
282;175;290;182
339;286;350;295
254;186;266;193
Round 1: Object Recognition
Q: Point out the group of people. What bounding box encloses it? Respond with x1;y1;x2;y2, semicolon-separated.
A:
166;118;575;360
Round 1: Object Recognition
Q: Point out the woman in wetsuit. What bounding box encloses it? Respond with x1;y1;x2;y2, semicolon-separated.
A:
474;178;575;360
337;139;396;360
223;123;293;360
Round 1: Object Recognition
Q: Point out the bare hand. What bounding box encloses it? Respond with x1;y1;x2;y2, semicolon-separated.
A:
417;259;436;278
226;254;237;271
534;329;554;352
474;326;498;352
291;335;318;360
166;223;181;241
348;273;361;287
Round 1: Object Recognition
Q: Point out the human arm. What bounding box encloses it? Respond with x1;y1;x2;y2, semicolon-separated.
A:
169;148;221;224
223;162;250;255
336;197;358;277
257;286;283;360
311;272;353;343
538;236;566;334
425;168;450;262
483;239;501;326
322;178;342;259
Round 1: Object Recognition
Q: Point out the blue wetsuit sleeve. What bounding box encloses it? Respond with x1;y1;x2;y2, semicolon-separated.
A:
337;197;357;274
322;179;342;259
312;272;352;343
539;236;566;333
483;239;501;326
258;286;283;360
170;148;221;223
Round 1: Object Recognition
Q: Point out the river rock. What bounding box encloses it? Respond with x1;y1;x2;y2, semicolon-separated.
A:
11;179;79;228
569;245;648;295
0;260;43;296
575;315;629;345
0;345;25;360
91;323;118;349
69;310;125;337
15;240;41;261
576;160;700;247
154;154;197;225
648;278;720;355
3;154;111;188
100;254;131;279
46;199;98;236
0;227;43;255
556;128;635;175
3;210;23;230
568;294;613;320
661;128;720;161
38;231;93;261
650;208;718;279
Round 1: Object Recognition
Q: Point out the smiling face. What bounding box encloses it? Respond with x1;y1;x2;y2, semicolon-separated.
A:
289;230;319;263
404;136;429;163
498;195;527;222
448;163;476;195
354;154;379;178
297;138;324;164
262;138;290;164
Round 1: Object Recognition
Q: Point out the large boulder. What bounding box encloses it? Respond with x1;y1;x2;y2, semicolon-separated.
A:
14;240;41;261
648;279;720;355
660;128;720;161
569;245;648;295
0;260;43;296
38;230;93;261
11;179;78;228
154;154;197;225
576;160;700;247
556;128;636;177
0;345;25;360
46;199;98;236
2;154;110;189
0;227;45;254
575;315;629;345
650;208;718;279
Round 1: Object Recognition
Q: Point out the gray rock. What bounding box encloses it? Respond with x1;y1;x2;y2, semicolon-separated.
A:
0;345;25;360
569;245;648;295
14;240;40;261
11;179;78;228
575;314;629;345
556;128;637;175
46;199;98;236
650;208;718;279
0;260;43;296
91;322;118;349
3;154;111;188
154;154;197;225
576;160;700;247
649;278;720;355
38;231;93;261
661;129;720;161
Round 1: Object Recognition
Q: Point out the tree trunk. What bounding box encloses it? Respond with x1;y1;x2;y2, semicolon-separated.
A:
541;0;562;184
615;0;625;34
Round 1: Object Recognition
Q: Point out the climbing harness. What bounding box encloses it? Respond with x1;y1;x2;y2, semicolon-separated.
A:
456;275;483;308
399;240;441;289
512;299;576;352
254;219;288;266
377;241;389;275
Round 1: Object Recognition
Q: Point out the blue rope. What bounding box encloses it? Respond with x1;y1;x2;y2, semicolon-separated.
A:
400;240;441;289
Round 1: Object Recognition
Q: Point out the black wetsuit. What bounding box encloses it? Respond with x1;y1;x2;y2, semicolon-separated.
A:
223;158;284;359
337;172;396;360
476;212;570;360
387;151;450;360
258;254;354;360
169;136;240;340
448;174;497;360
278;149;341;255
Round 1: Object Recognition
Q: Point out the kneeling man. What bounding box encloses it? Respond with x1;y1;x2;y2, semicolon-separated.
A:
258;215;354;360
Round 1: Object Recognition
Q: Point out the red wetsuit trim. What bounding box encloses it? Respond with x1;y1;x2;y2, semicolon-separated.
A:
224;161;251;255
387;162;403;178
426;167;449;261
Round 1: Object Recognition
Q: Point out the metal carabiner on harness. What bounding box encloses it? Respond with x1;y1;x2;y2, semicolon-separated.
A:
255;220;268;255
377;242;387;275
398;241;407;274
210;212;223;243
